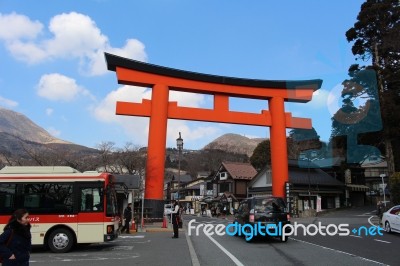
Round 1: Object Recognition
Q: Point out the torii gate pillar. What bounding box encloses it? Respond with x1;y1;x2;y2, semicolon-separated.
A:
269;97;289;197
145;84;169;208
105;53;322;218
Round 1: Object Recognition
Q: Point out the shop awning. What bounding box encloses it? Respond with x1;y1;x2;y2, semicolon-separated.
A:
347;184;370;192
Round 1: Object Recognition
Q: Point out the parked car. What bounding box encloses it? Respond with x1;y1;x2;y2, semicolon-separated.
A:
382;205;400;234
233;196;290;242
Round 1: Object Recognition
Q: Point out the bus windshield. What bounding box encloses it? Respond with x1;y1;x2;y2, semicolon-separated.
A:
106;184;118;217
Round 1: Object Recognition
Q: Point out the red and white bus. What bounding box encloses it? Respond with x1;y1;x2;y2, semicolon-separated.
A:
0;166;119;253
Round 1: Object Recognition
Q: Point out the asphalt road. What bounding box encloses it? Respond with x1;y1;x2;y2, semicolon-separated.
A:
291;207;399;266
29;207;399;266
186;215;391;266
184;206;398;266
30;232;192;266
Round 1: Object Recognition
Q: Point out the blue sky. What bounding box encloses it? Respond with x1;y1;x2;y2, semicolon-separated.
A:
0;0;366;150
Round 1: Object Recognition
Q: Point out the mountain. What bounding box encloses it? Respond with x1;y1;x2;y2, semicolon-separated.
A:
0;107;263;164
0;107;98;160
0;107;70;145
202;133;266;157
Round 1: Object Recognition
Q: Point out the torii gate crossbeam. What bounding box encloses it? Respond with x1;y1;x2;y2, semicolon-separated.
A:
105;53;322;218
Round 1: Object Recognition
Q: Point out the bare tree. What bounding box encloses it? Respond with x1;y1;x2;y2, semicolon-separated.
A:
96;141;116;172
114;142;146;174
20;142;58;166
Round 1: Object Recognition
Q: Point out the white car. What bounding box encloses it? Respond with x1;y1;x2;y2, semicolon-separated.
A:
382;205;400;233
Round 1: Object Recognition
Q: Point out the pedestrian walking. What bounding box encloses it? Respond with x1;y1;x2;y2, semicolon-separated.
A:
122;203;133;234
171;200;180;238
377;201;384;224
178;203;184;228
0;209;32;266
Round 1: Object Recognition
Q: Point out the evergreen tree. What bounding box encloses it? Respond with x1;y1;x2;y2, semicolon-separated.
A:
250;140;271;171
330;67;383;163
288;128;321;152
345;0;400;171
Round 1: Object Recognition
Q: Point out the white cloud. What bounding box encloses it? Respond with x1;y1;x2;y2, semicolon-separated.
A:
45;108;53;116
46;12;108;58
326;84;344;117
0;12;43;41
7;40;48;63
92;85;151;123
166;122;220;147
37;73;90;101
305;89;330;109
0;96;18;108
286;89;330;119
0;12;147;74
169;91;205;108
88;39;147;76
92;85;219;147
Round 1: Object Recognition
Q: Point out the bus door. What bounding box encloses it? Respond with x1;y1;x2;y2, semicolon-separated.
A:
77;184;105;243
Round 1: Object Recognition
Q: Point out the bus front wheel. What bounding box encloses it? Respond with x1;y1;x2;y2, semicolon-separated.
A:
48;228;74;253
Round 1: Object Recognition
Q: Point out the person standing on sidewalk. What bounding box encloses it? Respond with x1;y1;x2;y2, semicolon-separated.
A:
122;203;132;234
0;209;32;266
171;200;180;238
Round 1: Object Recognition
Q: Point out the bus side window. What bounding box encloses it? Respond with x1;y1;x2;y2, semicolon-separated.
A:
0;184;17;214
0;193;13;207
80;188;103;212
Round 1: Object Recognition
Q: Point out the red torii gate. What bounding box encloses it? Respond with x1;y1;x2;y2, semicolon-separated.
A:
105;53;322;216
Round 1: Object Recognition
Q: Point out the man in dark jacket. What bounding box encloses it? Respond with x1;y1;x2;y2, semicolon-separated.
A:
122;203;132;234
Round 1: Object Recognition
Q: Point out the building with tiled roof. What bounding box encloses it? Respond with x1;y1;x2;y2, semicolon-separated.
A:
248;160;346;217
213;161;257;200
220;161;258;180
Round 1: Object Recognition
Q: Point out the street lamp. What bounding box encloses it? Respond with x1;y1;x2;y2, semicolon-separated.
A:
380;174;386;208
176;132;184;202
140;175;145;230
307;150;317;209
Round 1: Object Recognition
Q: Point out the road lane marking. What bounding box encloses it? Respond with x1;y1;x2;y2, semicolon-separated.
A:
357;212;376;216
111;246;134;250
368;216;381;227
343;235;390;244
30;255;140;263
185;227;201;266
205;234;244;266
118;235;145;238
374;239;391;244
291;238;388;265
